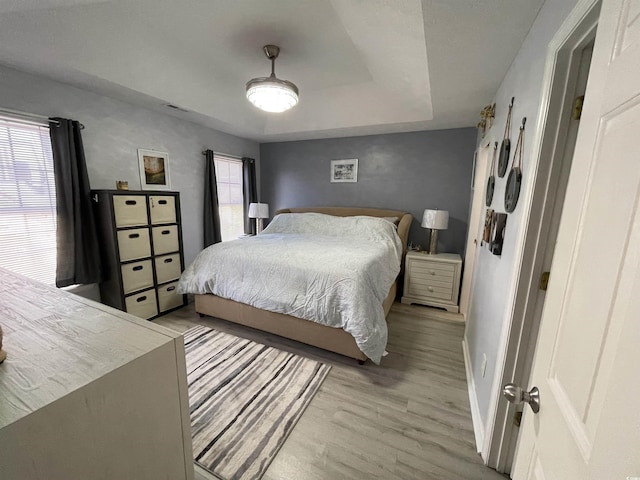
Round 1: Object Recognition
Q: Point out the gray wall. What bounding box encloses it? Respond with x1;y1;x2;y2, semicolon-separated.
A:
0;64;260;266
260;128;477;255
463;0;580;440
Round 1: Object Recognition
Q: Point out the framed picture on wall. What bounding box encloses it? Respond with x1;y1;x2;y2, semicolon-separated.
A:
138;149;171;190
482;208;493;245
490;212;508;256
330;158;358;183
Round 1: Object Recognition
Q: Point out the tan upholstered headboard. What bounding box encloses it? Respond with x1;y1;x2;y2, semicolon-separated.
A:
275;206;413;257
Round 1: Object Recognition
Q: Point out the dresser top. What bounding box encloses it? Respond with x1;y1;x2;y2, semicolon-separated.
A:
92;189;179;195
0;268;181;430
406;251;462;263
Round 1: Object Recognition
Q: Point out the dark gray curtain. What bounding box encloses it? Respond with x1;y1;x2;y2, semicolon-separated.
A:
203;149;222;247
49;118;102;288
242;157;257;235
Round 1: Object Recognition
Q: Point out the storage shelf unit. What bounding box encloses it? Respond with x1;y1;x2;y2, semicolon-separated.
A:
93;190;187;319
401;252;462;313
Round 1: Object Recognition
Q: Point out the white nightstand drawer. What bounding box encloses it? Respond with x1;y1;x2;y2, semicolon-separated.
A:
125;288;158;319
410;274;454;290
152;225;179;255
408;282;453;301
158;281;183;312
121;259;153;294
411;261;455;278
117;228;151;261
113;195;148;227
149;196;176;224
155;253;182;284
411;268;454;283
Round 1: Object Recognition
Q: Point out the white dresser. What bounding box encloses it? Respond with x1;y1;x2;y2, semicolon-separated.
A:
93;190;187;319
0;268;194;480
401;252;462;312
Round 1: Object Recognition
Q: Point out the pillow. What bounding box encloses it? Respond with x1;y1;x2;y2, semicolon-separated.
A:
262;212;400;242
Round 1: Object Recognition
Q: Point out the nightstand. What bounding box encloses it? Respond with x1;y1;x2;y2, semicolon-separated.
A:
401;252;462;312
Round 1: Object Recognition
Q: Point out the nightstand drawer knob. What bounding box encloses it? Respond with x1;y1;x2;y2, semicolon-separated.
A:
430;270;436;275
428;286;434;292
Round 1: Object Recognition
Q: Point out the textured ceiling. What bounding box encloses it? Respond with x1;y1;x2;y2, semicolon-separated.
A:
0;0;544;142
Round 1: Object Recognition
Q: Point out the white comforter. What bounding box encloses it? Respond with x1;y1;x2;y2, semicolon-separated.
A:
178;213;403;363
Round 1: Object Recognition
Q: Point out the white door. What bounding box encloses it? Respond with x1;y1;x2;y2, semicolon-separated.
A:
512;0;640;478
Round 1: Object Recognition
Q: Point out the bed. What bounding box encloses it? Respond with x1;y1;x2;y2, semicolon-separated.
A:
179;207;412;363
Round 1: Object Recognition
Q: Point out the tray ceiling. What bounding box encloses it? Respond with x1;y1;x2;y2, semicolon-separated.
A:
0;0;544;142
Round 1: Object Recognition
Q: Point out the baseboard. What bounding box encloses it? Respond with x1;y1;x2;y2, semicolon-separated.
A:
462;337;485;454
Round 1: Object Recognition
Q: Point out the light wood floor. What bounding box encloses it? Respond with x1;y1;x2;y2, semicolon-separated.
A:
154;302;507;480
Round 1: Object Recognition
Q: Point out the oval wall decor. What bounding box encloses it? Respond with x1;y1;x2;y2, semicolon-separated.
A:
505;117;526;213
486;141;498;207
498;97;515;178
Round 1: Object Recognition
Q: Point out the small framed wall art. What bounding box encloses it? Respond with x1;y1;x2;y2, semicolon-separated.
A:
330;158;358;183
490;212;508;256
483;208;494;244
138;149;171;190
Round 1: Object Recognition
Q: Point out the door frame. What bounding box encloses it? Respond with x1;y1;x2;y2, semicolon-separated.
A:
460;143;492;317
482;0;601;471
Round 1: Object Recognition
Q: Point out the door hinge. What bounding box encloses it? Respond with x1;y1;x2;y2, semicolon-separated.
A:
540;271;550;291
573;95;584;120
514;411;523;427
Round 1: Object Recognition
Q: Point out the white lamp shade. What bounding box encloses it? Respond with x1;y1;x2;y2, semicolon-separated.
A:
421;209;449;230
248;202;269;219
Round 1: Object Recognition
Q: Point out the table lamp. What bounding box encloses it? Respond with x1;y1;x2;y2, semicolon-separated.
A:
248;202;269;234
422;209;449;254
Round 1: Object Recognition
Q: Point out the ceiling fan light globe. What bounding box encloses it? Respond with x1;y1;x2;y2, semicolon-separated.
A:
246;79;299;113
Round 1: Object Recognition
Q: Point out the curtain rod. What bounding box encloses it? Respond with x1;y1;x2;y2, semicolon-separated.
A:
0;107;85;129
201;150;243;160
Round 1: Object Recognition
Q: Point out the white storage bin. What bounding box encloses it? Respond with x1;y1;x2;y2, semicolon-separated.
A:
150;196;176;224
117;228;151;262
152;225;179;255
125;288;158;319
158;281;183;312
155;254;182;284
113;195;148;227
121;259;154;294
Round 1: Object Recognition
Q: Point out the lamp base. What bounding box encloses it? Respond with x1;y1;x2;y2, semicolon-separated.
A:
428;229;439;255
255;218;264;234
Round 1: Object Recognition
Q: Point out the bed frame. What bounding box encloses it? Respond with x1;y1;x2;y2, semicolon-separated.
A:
195;207;413;362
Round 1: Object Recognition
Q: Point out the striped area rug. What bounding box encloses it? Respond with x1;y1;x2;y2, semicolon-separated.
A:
184;325;331;480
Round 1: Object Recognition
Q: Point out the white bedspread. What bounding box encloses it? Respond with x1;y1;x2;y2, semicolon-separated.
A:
177;213;403;363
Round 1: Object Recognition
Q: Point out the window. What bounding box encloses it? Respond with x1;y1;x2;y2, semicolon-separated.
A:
0;117;57;284
214;155;244;241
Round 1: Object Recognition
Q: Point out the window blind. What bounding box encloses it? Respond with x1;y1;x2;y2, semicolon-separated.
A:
214;155;244;241
0;117;57;285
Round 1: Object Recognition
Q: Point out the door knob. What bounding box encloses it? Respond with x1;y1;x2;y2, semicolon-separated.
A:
502;383;540;414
